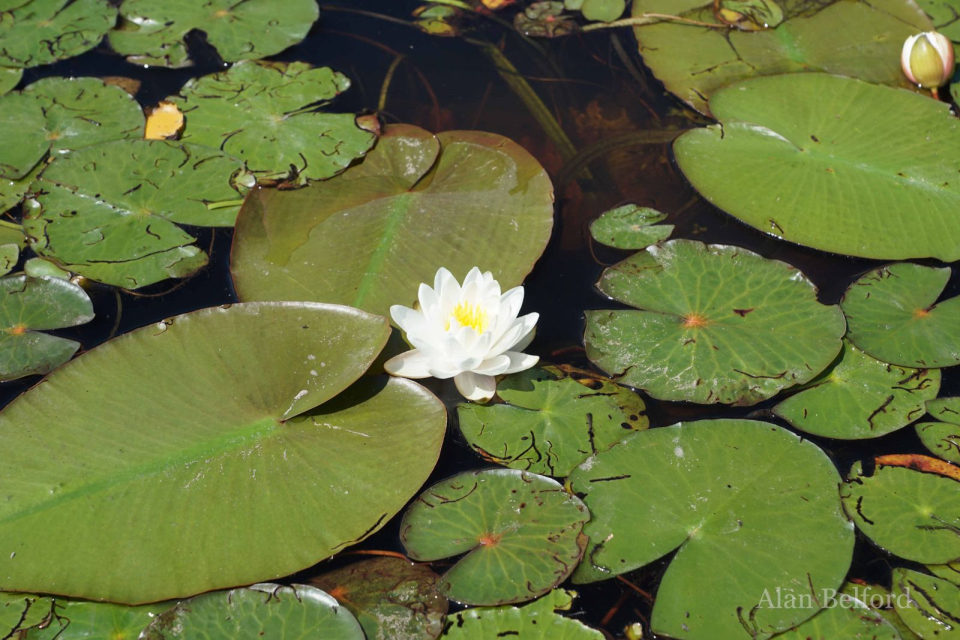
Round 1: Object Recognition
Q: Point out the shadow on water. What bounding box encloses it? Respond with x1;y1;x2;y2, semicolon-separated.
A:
2;0;956;635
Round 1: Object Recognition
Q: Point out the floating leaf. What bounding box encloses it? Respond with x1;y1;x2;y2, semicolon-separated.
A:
23;599;174;639
172;61;375;182
0;243;18;276
589;204;673;250
841;263;960;368
0;592;56;636
23;258;69;280
441;589;604;639
457;365;648;477
632;0;931;113
401;469;588;606
514;2;577;37
0;161;43;214
0;302;447;603
232;124;554;319
0;275;93;381
772;593;900;640
773;341;940;440
311;557;448;640
141;584;363;639
0;0;117;69
144;101;184;140
715;0;784;30
24;140;250;288
892;569;960;640
584;239;845;405
674;74;960;261
109;0;319;68
0;68;21;95
568;419;854;640
917;0;960;46
0;77;144;180
842;456;960;565
929;561;960;586
929;397;960;424
917;421;960;465
581;0;625;21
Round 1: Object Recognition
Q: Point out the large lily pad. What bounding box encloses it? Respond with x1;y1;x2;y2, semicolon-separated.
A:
400;469;588;606
22;599;174;639
584;239;845;405
0;275;93;381
773;341;940;440
172;61;375;182
108;0;319;68
842;457;960;565
632;0;931;114
841;263;960;368
567;419;854;640
441;590;604;639
141;584;364;639
311;557;448;640
457;365;648;477
0;302;447;603
892;569;960;640
232;124;555;319
24;140;249;288
0;0;117;69
0;77;144;180
675;74;960;261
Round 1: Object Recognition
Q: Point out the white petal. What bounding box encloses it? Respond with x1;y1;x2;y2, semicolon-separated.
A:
383;350;432;379
491;287;523;341
455;371;497;403
391;305;429;338
436;268;461;312
418;283;440;316
511;326;536;353
501;351;539;374
463;267;483;288
489;312;539;356
427;362;462;379
473;354;511;376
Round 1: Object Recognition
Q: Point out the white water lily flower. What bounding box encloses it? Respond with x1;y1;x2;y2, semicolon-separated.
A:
384;267;539;402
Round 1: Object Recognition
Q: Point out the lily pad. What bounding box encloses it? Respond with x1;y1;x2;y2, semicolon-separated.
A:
109;0;319;68
581;0;625;21
674;73;960;261
0;0;117;69
929;561;960;586
917;421;960;465
589;204;673;250
0;76;144;180
23;258;69;280
632;0;932;114
0;243;18;276
172;61;375;182
231;124;555;319
22;599;174;639
772;341;940;440
311;557;448;640
457;365;648;477
567;419;854;640
24;139;250;288
929;397;960;424
584;239;845;405
141;584;364;639
0;592;56;635
842;456;960;565
0;302;447;603
841;263;960;368
0;162;44;214
0;275;93;381
892;569;960;640
771;594;900;640
400;469;589;606
441;589;604;639
0;68;21;95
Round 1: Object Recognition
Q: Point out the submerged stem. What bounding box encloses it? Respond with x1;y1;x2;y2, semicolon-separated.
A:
378;55;405;113
0;219;23;232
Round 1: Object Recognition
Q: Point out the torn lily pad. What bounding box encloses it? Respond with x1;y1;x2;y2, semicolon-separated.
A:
0;0;117;70
109;0;319;68
892;569;960;640
457;365;648;477
24;139;250;288
172;61;376;182
773;340;940;440
0;275;93;381
842;263;960;368
22;598;175;639
441;590;604;639
589;204;672;250
400;469;588;606
584;239;845;405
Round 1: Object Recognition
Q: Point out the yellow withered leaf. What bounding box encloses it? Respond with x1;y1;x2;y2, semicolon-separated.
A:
144;101;184;140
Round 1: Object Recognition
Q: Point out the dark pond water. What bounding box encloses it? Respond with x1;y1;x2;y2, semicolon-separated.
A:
6;1;957;636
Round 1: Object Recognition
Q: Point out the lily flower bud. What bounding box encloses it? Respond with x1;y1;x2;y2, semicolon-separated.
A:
901;32;955;89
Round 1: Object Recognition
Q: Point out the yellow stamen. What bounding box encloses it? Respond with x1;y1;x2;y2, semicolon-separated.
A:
445;301;489;333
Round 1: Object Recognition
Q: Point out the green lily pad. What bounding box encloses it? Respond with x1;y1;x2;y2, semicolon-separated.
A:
0;68;21;95
0;0;117;69
773;340;940;440
23;257;69;280
0;302;447;603
929;561;960;586
675;73;960;261
0;77;144;180
22;599;175;639
400;469;589;606
842;458;960;565
108;0;318;68
589;204;673;250
441;590;604;639
172;61;375;182
232;123;554;319
0;275;93;381
457;365;648;477
581;0;625;21
632;0;931;114
568;419;854;640
141;584;364;639
892;569;960;640
514;3;577;37
24;139;250;288
310;557;448;640
772;593;900;640
917;0;960;44
0;243;18;276
929;397;960;424
841;263;960;368
917;421;960;465
584;239;845;405
0;592;56;635
0;161;44;215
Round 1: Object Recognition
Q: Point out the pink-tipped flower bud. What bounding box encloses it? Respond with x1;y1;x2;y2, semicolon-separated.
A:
902;32;955;89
